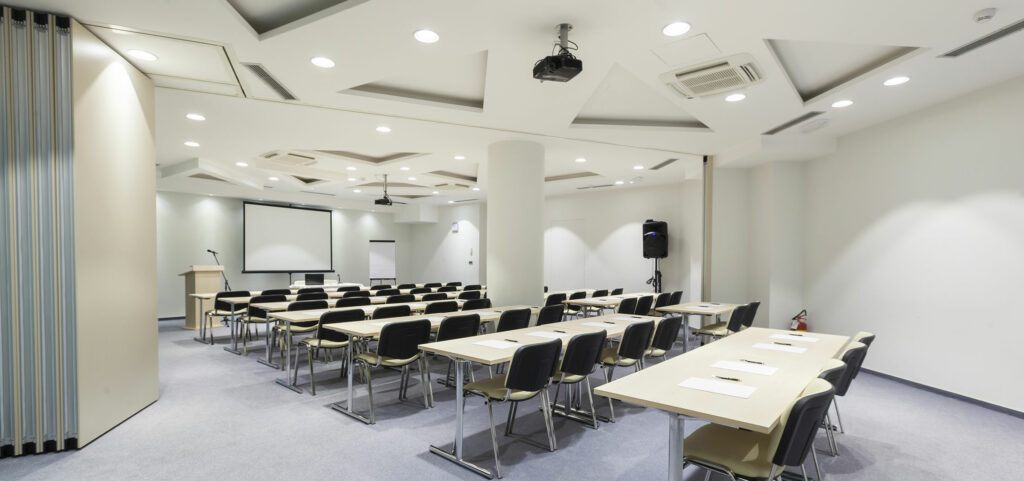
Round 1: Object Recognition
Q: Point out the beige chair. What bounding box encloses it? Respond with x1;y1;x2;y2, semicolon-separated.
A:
352;319;432;423
693;304;747;343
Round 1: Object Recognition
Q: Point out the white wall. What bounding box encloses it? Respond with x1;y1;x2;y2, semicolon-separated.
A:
408;203;481;284
543;182;703;299
156;191;413;318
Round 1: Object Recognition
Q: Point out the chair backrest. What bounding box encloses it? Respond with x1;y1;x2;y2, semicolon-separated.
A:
725;304;748;333
370;285;392;290
616;321;655;360
742;301;760;328
261;289;291;296
410;287;431;294
545;293;567;307
464;284;482;291
424;300;458;314
386;294;415;304
421;293;447;301
344;290;371;298
462;298;491;311
247;294;286;317
835;343;868;396
544;285;548;293
335;297;370;308
650;316;683;351
458;290;481;300
298;287;324;294
504;339;562;393
818;359;846;388
536;305;565;325
397;283;417;289
610;288;624;295
372;304;411;320
772;379;836;469
376;319;431;360
214;290;251;311
559;331;607;377
315;309;364;342
569;291;587;300
668;290;683;305
591;289;608;298
496;308;532;332
288;300;328;311
438;286;457;292
654;292;671;308
335;285;360;292
853;331;876;347
616;297;638;314
296;292;328;301
634;295;654;315
424;282;442;288
446;281;462;287
436;314;481;342
377;289;401;296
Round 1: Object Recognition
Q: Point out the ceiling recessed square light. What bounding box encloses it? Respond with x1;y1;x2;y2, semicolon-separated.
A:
725;93;746;102
414;29;440;44
375;126;391;133
269;177;279;181
127;49;157;61
831;99;854;108
408;177;417;181
184;141;200;147
454;155;465;160
311;57;335;68
353;189;362;193
662;21;691;37
348;177;356;181
346;166;357;171
614;180;625;185
447;200;455;204
432;191;439;195
633;165;644;170
235;162;248;167
399;166;410;171
575;157;587;163
884;76;910;86
185;113;206;121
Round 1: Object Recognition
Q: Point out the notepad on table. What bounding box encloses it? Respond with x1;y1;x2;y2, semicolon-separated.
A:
613;316;647;322
370;321;391;327
753;343;807;354
473;311;498;316
679;377;757;399
426;316;445;323
712;360;778;376
474;340;519;349
582;322;615;328
526;331;569;339
769;333;818;343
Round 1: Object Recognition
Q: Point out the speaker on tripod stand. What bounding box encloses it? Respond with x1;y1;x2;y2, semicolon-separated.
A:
643;220;667;293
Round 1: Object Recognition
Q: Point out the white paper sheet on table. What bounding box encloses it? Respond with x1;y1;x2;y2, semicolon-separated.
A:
753;343;807;353
769;333;818;343
613;316;647;322
712;360;778;376
473;311;498;316
370;321;390;326
426;316;445;323
582;322;616;328
679;377;757;399
526;331;570;339
474;340;519;349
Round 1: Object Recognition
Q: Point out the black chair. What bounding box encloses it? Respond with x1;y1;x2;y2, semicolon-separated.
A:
544;285;548;293
610;288;623;295
377;289;401;296
683;379;836;481
645;316;683;362
817;360;848;456
297;309;364;395
353;319;433;423
464;339;562;478
438;286;457;293
344;290;371;298
742;301;761;329
694;304;748;343
288;300;328;311
633;295;654;316
372;304;411;320
668;290;683;305
464;284;482;291
386;294;415;304
616;297;637;315
653;292;671;309
544;293;567;307
564;291;588;319
436;314;482;387
296;292;328;301
496;308;531;332
421;293;447;301
206;290;250;343
591;289;609;298
830;343;869;437
424;300;458;314
271;300;328;365
240;294;285;354
424;282;442;288
462;298;491;311
410;287;431;294
584;290;610;316
298;287;324;294
853;331;876;348
261;288;291;296
336;285;360;292
335;297;370;309
370;285;392;290
445;282;462;287
536;305;564;325
599;320;655;421
397;283;417;289
458;290;481;300
551;330;607;429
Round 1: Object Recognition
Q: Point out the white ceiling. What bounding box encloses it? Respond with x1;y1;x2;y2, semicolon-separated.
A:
27;0;1024;210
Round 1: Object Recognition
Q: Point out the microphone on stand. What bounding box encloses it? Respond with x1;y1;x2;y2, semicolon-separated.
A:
206;249;219;254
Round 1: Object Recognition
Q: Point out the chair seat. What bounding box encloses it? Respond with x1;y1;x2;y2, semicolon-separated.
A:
301;338;349;349
240;316;268;323
645;347;667;358
684;424;776;479
355;352;419;367
208;309;246;316
274;323;317;333
600;346;638;367
553;373;586;384
694;322;731;337
464;375;540;402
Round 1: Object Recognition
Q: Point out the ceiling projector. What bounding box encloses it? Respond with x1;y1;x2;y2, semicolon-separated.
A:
533;23;582;82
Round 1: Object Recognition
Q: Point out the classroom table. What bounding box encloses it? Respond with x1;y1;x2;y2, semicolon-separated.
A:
321;305;540;420
419;313;662;479
656;302;739;351
190;292;216;345
594;327;848;481
562;292;657;317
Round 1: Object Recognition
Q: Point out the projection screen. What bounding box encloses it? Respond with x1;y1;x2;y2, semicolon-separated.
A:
243;202;333;272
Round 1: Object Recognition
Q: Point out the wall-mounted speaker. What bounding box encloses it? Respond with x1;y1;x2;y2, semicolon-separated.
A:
643;220;668;259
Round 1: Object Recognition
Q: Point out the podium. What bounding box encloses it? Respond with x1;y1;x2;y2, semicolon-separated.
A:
179;265;224;330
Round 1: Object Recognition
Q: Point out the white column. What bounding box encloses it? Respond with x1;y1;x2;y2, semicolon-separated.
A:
485;140;544;307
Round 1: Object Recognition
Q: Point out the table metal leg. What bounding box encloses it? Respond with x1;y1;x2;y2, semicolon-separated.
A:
223;300;242;355
192;298;209;344
330;335;372;423
257;316;280;368
668;412;684;481
273;319;301;393
430;358;495;478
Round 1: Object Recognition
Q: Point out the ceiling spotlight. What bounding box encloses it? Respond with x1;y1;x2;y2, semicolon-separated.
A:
310;57;335;68
831;99;854;108
883;76;910;86
614;180;625;185
375;126;391;133
348;177;356;181
633;165;644;170
127;49;157;61
662;21;691;37
184;141;200;147
400;166;410;171
454;155;465;160
268;177;279;181
447;200;455;204
432;191;439;195
408;177;417;181
185;113;206;121
353;189;362;193
235;162;248;167
472;187;480;191
575;157;587;163
413;29;440;44
346;166;357;171
725;93;746;102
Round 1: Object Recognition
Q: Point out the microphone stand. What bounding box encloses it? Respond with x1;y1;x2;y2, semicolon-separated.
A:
209;250;231;291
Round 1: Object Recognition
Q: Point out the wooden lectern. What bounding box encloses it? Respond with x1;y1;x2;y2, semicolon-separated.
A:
180;265;224;330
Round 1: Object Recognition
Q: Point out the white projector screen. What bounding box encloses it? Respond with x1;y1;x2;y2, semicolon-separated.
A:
243;203;333;272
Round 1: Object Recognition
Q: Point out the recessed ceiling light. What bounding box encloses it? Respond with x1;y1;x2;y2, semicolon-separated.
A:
235;162;248;167
413;29;440;44
633;165;644;170
185;113;206;121
208;194;214;197
454;155;465;160
831;99;854;108
472;187;480;191
127;49;157;61
432;191;439;195
353;189;362;193
346;166;357;171
662;21;691;37
883;76;910;86
184;141;199;147
447;200;455;204
269;177;279;181
614;180;625;185
575;157;587;163
408;177;417;181
310;57;335;68
376;126;391;133
348;177;356;181
399;166;410;171
725;93;746;102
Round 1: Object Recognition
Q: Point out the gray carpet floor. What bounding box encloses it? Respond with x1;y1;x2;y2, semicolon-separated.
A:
2;319;1022;480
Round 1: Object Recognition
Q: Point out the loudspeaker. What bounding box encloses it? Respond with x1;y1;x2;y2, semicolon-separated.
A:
643;220;668;259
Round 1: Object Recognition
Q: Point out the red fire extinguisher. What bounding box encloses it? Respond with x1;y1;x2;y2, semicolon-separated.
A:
790;309;808;332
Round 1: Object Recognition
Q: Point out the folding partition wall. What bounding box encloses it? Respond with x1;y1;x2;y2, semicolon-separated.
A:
0;7;78;456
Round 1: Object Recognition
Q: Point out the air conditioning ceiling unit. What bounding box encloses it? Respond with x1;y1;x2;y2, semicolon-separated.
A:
660;54;764;99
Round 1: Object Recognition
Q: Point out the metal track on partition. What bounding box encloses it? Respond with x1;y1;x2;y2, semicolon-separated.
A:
0;5;77;457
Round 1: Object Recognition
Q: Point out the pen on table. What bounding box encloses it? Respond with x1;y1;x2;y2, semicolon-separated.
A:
740;359;763;365
603;321;615;324
789;332;803;336
773;341;792;346
504;339;518;343
553;330;566;333
714;375;741;382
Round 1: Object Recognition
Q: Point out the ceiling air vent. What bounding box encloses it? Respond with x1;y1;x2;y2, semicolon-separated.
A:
763;111;824;135
940;18;1024;57
660;54;764;99
544;172;598;182
577;184;614;190
243;62;297;100
452;198;479;203
269;152;317;167
649;158;678;170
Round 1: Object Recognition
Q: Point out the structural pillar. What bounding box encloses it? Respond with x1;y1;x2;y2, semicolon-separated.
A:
485;140;545;307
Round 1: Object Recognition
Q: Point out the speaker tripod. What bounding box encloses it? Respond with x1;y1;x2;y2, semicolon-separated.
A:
647;258;663;294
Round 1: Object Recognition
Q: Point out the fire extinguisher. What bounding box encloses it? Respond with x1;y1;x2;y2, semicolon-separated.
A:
790;309;808;331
